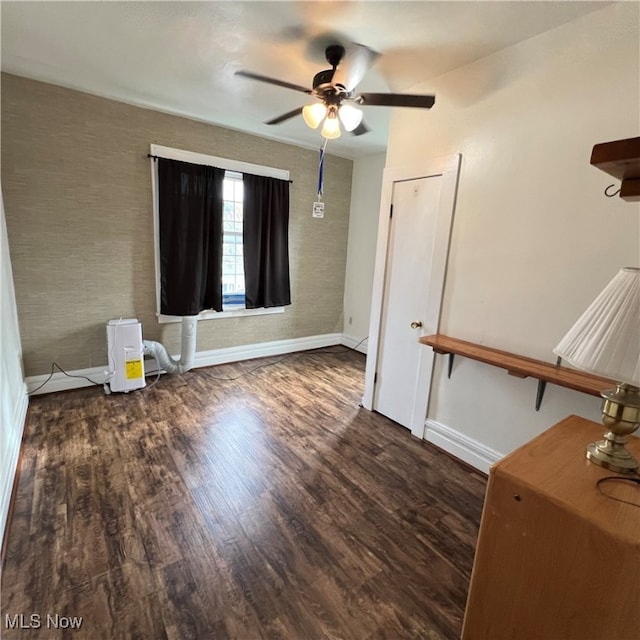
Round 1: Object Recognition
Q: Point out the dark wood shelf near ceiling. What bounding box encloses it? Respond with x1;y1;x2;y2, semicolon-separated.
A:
590;136;640;201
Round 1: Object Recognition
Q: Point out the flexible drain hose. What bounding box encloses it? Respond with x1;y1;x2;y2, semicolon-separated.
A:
143;316;198;374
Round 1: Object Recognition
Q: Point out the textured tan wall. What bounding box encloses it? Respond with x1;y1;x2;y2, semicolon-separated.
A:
1;74;353;377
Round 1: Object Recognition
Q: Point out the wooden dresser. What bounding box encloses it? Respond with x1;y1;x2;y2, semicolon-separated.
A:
461;415;640;640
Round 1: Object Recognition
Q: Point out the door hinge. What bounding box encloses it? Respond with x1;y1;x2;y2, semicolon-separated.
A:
374;372;378;384
389;204;393;219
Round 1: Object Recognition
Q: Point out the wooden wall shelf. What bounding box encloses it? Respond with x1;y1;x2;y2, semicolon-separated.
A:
591;136;640;202
419;334;615;410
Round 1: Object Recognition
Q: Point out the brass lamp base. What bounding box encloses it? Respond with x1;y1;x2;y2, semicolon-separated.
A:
586;440;639;473
586;383;640;474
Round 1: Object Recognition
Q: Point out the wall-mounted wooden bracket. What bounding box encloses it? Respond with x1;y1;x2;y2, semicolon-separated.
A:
420;334;613;410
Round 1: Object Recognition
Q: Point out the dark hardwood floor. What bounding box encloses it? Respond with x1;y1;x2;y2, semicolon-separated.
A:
1;348;486;640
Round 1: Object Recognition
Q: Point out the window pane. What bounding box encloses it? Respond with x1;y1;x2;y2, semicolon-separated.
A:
223;180;234;201
222;174;245;307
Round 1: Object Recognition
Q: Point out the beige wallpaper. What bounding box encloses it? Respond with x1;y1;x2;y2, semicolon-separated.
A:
1;73;353;377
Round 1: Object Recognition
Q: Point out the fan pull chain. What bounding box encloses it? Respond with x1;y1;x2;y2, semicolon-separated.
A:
311;140;329;219
317;140;327;200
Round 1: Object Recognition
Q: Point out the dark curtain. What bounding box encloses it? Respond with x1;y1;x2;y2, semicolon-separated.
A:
158;158;225;315
242;173;291;309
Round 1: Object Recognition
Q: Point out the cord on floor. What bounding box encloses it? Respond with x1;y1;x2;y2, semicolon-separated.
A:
29;338;368;393
28;362;103;396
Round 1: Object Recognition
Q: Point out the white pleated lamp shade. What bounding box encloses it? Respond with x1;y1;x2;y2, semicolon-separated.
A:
553;267;640;385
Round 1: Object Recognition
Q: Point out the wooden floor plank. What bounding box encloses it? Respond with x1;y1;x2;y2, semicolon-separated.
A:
2;349;486;639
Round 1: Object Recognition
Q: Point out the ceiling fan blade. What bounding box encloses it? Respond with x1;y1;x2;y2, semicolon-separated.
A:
358;93;436;109
235;70;311;95
351;121;370;137
332;43;380;92
265;107;304;125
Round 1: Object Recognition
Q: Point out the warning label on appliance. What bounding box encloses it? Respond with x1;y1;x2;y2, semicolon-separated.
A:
125;359;143;380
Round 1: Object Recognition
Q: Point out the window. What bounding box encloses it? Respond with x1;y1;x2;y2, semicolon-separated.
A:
222;171;245;309
150;144;290;324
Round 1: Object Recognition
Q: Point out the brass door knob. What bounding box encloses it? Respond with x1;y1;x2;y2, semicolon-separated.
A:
410;321;423;329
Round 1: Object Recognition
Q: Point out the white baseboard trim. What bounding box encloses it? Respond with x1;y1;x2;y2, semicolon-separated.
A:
26;333;347;395
1;386;28;548
193;333;343;368
424;419;503;474
340;334;368;354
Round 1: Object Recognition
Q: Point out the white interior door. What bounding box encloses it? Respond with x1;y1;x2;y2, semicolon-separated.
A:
373;177;441;428
363;155;460;437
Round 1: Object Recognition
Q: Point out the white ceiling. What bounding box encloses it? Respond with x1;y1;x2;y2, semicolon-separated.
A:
1;1;610;159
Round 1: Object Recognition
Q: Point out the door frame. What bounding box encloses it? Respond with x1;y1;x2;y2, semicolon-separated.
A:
363;154;461;438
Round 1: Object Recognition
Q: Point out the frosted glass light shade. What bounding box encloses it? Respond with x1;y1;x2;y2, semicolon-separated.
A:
553;267;640;385
338;104;364;132
321;109;341;139
302;103;327;129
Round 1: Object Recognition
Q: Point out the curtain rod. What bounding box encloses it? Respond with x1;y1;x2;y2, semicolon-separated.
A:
147;154;293;183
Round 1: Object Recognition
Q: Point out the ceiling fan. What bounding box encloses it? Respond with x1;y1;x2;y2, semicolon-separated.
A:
235;43;435;140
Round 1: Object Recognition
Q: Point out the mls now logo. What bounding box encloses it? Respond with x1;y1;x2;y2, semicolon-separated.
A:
5;614;42;629
5;613;83;630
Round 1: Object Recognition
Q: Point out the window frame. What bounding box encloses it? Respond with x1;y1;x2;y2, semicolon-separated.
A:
150;144;289;324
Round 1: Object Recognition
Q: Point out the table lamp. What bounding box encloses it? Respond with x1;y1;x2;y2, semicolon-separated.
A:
553;267;640;473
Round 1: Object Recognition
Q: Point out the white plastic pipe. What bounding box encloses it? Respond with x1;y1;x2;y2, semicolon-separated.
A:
143;316;198;374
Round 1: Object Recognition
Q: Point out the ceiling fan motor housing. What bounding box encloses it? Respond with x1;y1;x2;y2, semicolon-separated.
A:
312;69;336;91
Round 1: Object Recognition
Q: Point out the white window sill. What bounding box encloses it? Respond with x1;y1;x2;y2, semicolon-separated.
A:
157;306;285;324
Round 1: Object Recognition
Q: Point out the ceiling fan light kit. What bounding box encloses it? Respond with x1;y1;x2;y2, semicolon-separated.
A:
236;41;436;142
337;103;364;132
302;102;327;129
320;106;341;139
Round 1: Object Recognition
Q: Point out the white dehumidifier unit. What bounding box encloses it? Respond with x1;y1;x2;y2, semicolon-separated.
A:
106;318;146;392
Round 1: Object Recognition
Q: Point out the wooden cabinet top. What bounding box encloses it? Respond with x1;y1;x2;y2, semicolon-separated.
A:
494;415;640;544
